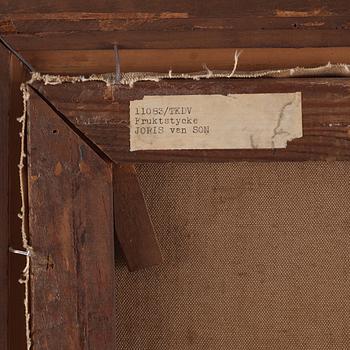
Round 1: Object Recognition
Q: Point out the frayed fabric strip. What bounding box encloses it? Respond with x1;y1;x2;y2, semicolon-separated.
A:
26;62;350;88
19;83;32;350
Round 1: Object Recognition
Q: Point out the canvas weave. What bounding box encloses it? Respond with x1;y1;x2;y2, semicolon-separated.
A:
115;162;350;350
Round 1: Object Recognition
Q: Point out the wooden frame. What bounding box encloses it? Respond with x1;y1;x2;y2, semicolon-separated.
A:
2;1;350;51
24;75;350;348
1;1;350;348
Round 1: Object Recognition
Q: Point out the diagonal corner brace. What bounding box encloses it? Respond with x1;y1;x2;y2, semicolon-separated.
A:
113;163;163;272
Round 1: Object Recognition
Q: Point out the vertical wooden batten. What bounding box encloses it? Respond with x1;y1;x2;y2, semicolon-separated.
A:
0;41;29;350
0;41;11;350
27;89;116;349
7;52;30;350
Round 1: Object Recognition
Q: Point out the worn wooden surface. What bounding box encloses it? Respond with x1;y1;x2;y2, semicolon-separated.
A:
0;41;11;350
1;1;350;51
113;163;162;271
0;42;29;350
27;89;115;349
7;52;29;350
21;47;350;74
31;78;350;162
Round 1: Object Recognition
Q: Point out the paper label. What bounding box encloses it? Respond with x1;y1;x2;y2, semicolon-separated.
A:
129;93;302;151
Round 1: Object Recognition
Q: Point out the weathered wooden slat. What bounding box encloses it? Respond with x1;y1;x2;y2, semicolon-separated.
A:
31;78;350;162
0;41;11;350
1;1;195;14
0;1;348;17
1;0;349;17
7;52;30;350
2;16;349;34
2;2;350;51
113;163;162;272
21;47;350;75
4;29;350;51
0;41;29;350
27;89;115;349
2;1;350;51
195;0;348;17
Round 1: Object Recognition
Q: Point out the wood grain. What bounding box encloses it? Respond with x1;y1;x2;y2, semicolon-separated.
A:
1;1;195;14
0;42;29;350
0;0;347;16
27;89;115;349
113;163;162;272
5;29;350;51
7;52;29;350
31;78;350;162
21;48;350;75
1;1;350;51
2;15;350;34
0;41;11;350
